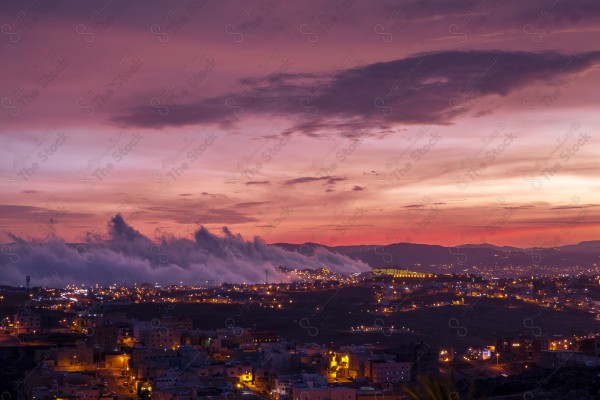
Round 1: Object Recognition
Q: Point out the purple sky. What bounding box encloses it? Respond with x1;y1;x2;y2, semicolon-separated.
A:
1;0;600;248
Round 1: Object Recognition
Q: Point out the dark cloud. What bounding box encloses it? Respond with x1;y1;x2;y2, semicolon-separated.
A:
234;201;272;208
112;102;236;129
109;214;146;242
175;208;258;225
245;180;271;185
0;205;45;214
352;185;365;191
284;176;327;185
327;177;348;184
201;192;226;198
113;50;600;136
142;202;260;225
284;176;347;185
322;224;373;228
550;204;599;210
0;205;93;223
508;205;537;209
0;215;368;287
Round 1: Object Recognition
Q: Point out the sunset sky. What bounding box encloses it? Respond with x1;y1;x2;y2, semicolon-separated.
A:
1;0;599;248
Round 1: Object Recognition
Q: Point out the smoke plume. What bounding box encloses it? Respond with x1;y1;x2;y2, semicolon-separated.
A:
0;215;368;287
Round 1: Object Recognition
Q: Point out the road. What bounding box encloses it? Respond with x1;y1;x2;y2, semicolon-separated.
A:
0;332;24;346
98;369;137;400
241;381;269;400
453;358;510;381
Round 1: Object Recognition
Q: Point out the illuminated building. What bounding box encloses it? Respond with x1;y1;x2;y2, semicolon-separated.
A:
496;336;549;361
364;359;411;383
371;268;435;278
54;344;94;370
13;312;41;333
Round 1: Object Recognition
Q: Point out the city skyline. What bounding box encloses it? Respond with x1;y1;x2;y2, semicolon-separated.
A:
3;3;600;397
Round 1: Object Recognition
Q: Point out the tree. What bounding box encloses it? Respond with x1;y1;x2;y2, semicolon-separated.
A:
402;374;473;400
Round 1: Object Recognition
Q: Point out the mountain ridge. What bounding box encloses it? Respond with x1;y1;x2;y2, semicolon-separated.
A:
271;240;600;276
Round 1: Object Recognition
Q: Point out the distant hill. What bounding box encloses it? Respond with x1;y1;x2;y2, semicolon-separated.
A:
558;240;600;253
271;241;600;277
